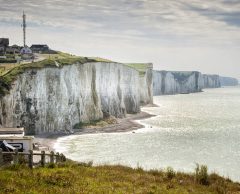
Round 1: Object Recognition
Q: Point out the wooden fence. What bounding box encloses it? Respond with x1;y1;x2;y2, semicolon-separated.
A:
0;148;66;168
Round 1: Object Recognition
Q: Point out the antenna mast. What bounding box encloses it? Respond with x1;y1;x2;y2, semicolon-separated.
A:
22;11;26;47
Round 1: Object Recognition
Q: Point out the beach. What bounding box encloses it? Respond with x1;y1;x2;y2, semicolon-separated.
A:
34;110;155;151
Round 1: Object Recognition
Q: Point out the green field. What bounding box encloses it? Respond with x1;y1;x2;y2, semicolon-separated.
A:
0;162;239;194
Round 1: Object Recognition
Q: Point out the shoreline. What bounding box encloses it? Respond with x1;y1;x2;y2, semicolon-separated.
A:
34;110;155;151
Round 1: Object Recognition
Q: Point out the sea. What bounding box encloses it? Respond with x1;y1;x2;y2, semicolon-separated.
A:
54;86;240;181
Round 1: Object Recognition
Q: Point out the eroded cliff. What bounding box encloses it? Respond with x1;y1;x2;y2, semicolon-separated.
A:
0;62;140;134
125;63;153;105
153;71;204;96
202;74;221;88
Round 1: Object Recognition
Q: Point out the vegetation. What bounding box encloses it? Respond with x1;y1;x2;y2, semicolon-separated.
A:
166;167;176;179
0;162;239;193
88;56;114;62
39;51;78;60
0;58;17;63
195;164;209;185
73;116;118;129
40;53;114;63
125;63;153;76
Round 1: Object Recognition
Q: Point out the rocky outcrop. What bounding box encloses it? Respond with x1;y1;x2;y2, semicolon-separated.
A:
153;71;204;95
203;74;221;88
220;76;239;86
0;62;140;134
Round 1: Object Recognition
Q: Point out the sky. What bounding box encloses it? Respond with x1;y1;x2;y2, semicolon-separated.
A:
0;0;240;79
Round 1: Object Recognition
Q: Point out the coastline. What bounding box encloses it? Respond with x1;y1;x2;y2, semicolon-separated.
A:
34;110;155;151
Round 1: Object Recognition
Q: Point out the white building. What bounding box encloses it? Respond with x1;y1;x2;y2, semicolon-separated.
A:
20;46;34;60
20;46;32;54
0;128;34;152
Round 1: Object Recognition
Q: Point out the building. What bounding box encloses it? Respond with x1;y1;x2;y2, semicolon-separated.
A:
20;46;34;60
0;136;34;152
0;128;34;152
30;44;49;53
20;46;32;54
0;127;25;137
0;38;9;55
6;44;21;54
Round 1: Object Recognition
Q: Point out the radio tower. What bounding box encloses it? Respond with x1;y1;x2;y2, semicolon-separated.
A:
22;11;26;47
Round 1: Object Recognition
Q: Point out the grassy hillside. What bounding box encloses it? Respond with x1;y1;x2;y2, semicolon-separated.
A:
0;162;239;194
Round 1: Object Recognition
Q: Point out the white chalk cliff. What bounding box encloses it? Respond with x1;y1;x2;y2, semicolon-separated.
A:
202;74;221;88
139;67;153;105
153;71;204;95
0;62;140;134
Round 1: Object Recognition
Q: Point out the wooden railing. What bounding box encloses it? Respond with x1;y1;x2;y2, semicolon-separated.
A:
0;148;66;168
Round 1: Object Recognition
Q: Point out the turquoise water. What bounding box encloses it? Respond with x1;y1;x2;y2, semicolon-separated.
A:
55;87;240;181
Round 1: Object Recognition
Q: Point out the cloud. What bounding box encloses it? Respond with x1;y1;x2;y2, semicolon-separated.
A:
184;1;240;27
0;0;240;48
0;0;239;79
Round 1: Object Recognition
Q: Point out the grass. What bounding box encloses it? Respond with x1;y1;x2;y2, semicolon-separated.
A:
195;164;209;185
88;56;114;62
0;58;17;63
40;53;114;63
39;51;78;60
0;161;239;194
73;116;118;129
125;63;153;76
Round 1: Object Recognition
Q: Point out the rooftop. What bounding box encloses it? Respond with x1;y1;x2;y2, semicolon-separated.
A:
30;44;49;48
0;127;24;135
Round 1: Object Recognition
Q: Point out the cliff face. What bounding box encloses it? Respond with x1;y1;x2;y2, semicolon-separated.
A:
0;62;140;134
95;63;140;116
139;66;153;105
203;74;221;88
125;63;153;105
220;76;239;86
153;71;204;96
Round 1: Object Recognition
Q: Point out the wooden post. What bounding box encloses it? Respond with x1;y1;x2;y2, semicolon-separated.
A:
56;152;60;163
41;151;45;167
50;151;54;164
28;150;33;168
13;150;19;165
0;148;3;165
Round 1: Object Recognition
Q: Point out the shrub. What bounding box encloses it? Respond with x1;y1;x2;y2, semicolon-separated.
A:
46;163;56;169
0;58;17;63
5;163;26;170
77;161;93;167
166;167;175;179
195;164;209;185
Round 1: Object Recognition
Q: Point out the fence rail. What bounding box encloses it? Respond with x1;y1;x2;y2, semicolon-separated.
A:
0;148;66;168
